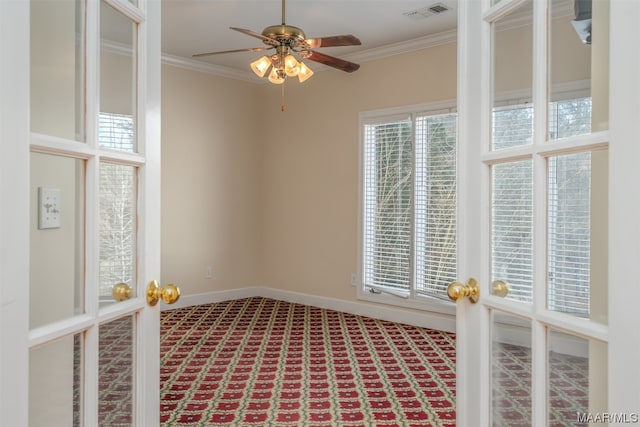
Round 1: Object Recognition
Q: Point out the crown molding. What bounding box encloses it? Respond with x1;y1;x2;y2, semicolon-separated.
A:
102;39;263;83
348;29;457;65
161;53;261;83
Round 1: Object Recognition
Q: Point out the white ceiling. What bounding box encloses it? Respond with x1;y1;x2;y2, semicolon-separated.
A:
161;0;458;78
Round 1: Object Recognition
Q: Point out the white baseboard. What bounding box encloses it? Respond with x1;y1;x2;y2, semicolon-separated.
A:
161;287;262;310
162;286;456;333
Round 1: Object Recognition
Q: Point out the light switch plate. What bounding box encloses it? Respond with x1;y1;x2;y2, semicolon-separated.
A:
38;187;61;229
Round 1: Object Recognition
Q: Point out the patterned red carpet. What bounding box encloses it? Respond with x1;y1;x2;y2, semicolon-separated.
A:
92;297;589;426
160;297;457;426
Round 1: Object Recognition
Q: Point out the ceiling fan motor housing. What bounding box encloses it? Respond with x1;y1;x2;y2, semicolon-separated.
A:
262;25;307;46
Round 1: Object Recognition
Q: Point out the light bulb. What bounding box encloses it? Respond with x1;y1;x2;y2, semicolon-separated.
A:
284;54;300;77
250;56;272;77
297;62;314;83
268;67;286;84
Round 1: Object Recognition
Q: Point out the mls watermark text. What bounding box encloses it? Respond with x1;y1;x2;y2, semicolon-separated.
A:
577;412;639;424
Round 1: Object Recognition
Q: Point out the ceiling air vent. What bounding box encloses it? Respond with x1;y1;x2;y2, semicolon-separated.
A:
403;2;450;20
428;3;449;13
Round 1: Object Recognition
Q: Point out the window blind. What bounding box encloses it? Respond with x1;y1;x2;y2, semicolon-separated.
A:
491;160;534;303
414;114;457;300
363;120;413;292
99;112;135;152
547;154;591;317
490;97;592;315
492;104;534;150
548;98;592;317
548;97;592;140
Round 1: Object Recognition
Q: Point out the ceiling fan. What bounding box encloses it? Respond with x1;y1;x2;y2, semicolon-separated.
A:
192;0;362;85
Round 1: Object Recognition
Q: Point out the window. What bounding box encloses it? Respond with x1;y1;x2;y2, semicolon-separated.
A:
359;96;591;315
360;106;457;307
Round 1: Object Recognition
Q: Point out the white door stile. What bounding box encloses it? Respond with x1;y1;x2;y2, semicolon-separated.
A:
456;0;488;424
137;0;163;423
608;0;640;418
0;1;30;425
531;1;550;423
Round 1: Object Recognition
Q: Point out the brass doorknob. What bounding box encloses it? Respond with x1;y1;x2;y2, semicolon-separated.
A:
492;280;509;298
112;283;133;301
447;278;480;303
146;280;181;306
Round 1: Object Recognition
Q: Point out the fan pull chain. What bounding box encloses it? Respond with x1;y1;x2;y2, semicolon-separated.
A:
281;83;286;112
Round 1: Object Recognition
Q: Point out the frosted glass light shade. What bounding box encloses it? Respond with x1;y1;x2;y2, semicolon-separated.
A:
250;56;272;77
297;62;314;83
268;67;285;84
284;54;300;77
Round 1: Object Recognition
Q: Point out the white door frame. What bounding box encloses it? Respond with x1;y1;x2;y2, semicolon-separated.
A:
0;0;162;424
456;0;640;424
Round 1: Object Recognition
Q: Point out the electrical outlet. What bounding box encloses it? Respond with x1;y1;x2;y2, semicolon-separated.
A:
205;266;212;279
351;273;357;287
38;187;61;229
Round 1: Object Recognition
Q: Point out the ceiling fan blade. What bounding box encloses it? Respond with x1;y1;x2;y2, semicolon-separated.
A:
230;27;279;45
192;47;270;58
304;34;361;49
305;50;360;73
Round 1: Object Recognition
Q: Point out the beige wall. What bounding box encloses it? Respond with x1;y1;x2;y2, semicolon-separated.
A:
30;0;78;140
29;153;78;427
29;337;75;427
161;65;262;294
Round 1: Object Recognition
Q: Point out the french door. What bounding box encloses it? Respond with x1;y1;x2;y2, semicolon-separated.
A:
1;0;167;425
455;0;640;425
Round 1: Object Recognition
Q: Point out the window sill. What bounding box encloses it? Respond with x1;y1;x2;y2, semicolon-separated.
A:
356;286;456;317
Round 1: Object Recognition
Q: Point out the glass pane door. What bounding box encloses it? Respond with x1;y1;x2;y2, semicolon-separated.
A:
28;0;159;425
486;0;610;424
454;0;613;424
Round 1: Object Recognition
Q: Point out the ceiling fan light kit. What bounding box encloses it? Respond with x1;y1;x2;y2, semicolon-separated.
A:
193;0;361;109
251;52;314;84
